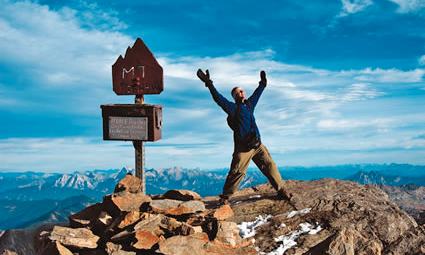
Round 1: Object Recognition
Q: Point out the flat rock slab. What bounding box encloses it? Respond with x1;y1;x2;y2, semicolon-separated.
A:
49;226;99;249
132;230;160;250
215;221;242;247
55;241;74;255
117;211;143;229
158;233;209;255
150;199;205;215
163;190;202;201
134;214;165;235
158;233;256;255
106;242;136;255
105;192;151;213
212;204;234;220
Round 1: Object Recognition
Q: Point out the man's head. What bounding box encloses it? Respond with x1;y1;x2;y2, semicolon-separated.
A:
231;86;246;102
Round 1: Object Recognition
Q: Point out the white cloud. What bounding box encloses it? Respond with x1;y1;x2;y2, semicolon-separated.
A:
1;1;425;170
419;55;425;66
316;118;394;130
0;0;132;87
338;0;373;17
342;83;385;101
356;68;424;83
388;0;425;13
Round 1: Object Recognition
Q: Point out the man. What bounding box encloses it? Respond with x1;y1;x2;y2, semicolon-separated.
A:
196;69;291;204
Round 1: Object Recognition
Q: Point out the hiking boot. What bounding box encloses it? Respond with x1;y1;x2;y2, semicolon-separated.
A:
277;188;292;201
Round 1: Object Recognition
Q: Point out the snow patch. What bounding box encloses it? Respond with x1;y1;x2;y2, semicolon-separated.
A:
287;208;311;218
249;194;262;199
238;214;272;238
262;222;322;255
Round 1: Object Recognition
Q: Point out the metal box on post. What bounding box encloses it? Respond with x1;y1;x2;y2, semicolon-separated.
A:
101;104;162;141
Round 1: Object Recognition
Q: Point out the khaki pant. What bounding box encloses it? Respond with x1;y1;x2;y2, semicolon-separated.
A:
223;143;283;196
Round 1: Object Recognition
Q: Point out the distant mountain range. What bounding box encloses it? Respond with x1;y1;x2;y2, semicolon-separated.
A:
0;163;424;230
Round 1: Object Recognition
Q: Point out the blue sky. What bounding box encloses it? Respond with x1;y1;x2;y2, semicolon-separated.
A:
0;0;424;172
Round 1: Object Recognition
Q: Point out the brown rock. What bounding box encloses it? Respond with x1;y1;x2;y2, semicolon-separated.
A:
193;226;203;234
158;233;209;255
149;199;182;214
117;211;142;229
133;213;165;236
166;200;206;216
214;221;243;247
132;230;160;250
327;227;383;255
158;233;256;255
55;241;73;255
177;222;196;236
132;213;194;236
212;204;234;220
69;203;103;228
384;225;425;255
163;189;202;201
114;174;143;193
104;192;151;213
49;226;99;249
105;242;136;255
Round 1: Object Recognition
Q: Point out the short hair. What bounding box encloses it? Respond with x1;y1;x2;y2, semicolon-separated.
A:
231;86;240;100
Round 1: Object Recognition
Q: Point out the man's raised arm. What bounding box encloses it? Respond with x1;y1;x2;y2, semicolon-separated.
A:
247;70;267;108
197;69;235;115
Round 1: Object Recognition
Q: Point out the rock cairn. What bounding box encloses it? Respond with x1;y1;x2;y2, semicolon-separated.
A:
37;174;256;255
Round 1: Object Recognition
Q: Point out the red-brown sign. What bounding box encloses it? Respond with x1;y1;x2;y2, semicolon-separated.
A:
112;38;163;95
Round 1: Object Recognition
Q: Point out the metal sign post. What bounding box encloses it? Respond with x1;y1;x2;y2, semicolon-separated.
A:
101;38;163;194
134;94;145;193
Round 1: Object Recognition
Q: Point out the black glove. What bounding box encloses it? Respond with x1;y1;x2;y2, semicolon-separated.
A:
197;69;213;87
259;70;267;86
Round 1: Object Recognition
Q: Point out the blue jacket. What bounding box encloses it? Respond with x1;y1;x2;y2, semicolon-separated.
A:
207;83;265;148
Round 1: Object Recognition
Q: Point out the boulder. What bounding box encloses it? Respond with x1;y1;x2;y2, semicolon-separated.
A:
132;230;160;250
158;233;209;255
105;242;136;255
326;227;382;255
133;214;165;236
133;213;195;236
158;233;256;255
163;190;202;201
54;241;73;255
166;200;206;216
104;192;151;214
117;211;142;229
49;226;99;249
149;199;182;214
114;174;143;193
214;221;242;247
212;204;234;220
149;199;205;215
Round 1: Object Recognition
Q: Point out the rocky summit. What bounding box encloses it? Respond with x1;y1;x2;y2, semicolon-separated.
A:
0;175;424;255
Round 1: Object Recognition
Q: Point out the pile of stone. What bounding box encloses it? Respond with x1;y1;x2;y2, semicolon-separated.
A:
37;174;256;255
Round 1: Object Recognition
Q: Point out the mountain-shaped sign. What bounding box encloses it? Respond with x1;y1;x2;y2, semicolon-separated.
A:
112;38;163;95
